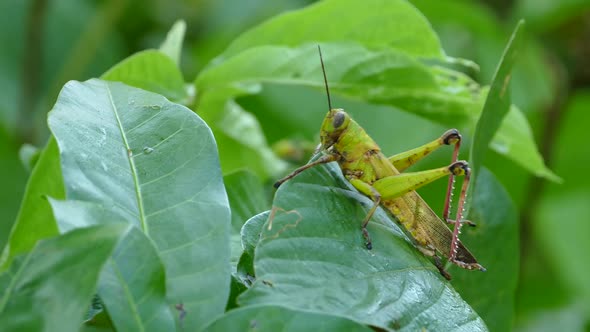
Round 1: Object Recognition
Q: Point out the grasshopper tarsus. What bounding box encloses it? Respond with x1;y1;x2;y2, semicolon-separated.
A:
446;218;477;227
434;255;452;280
361;227;373;250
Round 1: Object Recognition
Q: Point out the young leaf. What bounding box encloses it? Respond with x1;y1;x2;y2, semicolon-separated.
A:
0;224;129;332
470;20;557;182
47;80;231;331
238;163;488;331
159;20;186;66
102;50;187;102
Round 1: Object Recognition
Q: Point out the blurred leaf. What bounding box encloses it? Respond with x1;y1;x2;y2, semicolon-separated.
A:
492;107;559;181
102;50;187;102
410;0;555;113
81;309;114;332
224;170;269;272
0;130;27;249
513;0;590;32
0;138;63;271
204;305;373;331
17;143;40;173
239;162;487;331
47;79;231;330
159;20;186;66
470;20;524;180
221;0;445;60
0;224;129;332
198;42;477;132
224;169;269;232
49;199;176;332
198;93;288;178
200;42;551;181
530;91;590;317
0;0;124;133
451;168;519;332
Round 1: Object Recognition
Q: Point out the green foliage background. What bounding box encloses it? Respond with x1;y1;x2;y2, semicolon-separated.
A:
1;0;589;331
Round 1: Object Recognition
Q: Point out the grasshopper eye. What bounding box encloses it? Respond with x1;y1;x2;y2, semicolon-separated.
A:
332;112;346;128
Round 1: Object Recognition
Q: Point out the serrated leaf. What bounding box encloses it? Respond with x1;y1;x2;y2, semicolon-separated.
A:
203;305;373;331
238;162;487;331
0;138;63;271
221;0;444;59
0;224;128;332
159;20;186;66
102;50;186;102
47;79;231;330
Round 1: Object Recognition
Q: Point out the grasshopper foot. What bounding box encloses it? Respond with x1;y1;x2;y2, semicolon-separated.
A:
362;227;372;250
434;255;452;280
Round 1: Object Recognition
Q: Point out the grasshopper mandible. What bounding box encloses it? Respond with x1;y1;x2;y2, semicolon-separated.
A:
274;46;485;280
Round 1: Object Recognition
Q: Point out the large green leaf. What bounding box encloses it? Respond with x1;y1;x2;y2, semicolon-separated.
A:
198;43;476;127
220;0;444;59
198;40;553;181
102;50;187;102
0;224;129;332
238;162;487;331
0;138;63;271
203;305;373;331
49;199;176;332
47;79;231;330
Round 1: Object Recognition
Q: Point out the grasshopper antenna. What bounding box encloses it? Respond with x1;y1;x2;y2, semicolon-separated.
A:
317;45;333;111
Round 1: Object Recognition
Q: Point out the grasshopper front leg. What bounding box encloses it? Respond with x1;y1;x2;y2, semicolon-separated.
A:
274;154;340;188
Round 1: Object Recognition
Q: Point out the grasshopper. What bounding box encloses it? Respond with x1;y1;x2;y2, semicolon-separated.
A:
274;47;485;280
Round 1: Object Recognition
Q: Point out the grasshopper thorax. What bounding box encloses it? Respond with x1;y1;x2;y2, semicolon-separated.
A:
320;108;351;149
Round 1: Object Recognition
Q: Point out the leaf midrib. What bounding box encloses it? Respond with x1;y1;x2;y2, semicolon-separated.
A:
106;85;148;235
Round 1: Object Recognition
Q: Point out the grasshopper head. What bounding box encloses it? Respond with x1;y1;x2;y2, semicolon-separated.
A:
319;108;350;149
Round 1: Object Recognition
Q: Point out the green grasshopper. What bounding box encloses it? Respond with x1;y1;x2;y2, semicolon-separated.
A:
274;47;485;280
